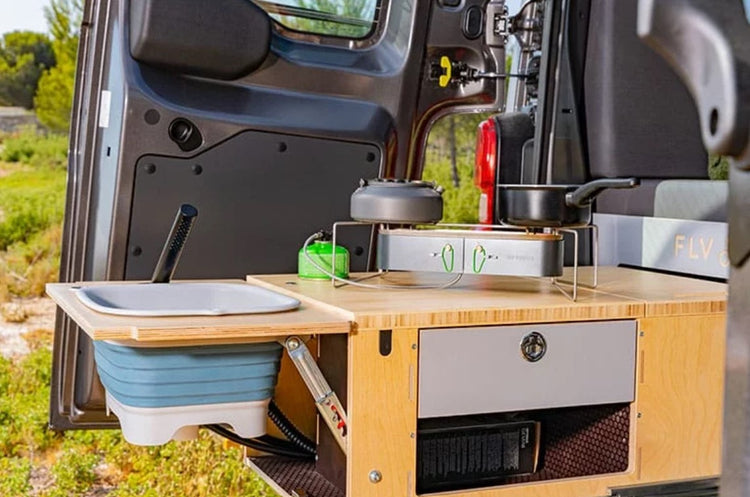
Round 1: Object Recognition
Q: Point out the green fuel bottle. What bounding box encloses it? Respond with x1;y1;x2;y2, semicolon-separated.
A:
298;240;350;280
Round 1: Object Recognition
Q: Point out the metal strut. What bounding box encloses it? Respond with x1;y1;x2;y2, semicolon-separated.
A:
284;336;348;454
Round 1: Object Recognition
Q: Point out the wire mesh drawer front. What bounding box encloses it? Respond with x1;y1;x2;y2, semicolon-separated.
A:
247;457;344;497
417;404;631;494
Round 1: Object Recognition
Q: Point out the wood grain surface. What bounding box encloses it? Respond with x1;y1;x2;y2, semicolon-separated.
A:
566;267;727;316
635;314;725;481
249;267;726;330
347;328;419;497
46;268;725;346
46;280;351;345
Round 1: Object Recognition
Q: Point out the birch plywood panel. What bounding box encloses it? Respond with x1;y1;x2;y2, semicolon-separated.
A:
635;314;725;480
46;281;351;345
565;267;727;316
348;328;419;497
249;273;644;330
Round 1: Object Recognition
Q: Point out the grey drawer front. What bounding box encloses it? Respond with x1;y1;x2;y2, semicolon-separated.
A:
377;233;464;273
418;321;637;418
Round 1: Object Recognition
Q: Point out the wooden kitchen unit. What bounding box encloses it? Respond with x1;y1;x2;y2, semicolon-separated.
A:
246;267;726;497
47;268;726;497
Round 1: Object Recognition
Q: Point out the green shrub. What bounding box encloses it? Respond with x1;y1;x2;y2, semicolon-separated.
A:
0;164;65;249
0;131;66;298
0;354;10;394
106;433;274;497
0;196;59;250
0;457;32;496
42;450;99;497
709;154;729;180
0;347;59;457
0;126;68;169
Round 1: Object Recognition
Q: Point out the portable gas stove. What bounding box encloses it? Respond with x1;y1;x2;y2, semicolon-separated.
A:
320;221;599;301
302;178;605;301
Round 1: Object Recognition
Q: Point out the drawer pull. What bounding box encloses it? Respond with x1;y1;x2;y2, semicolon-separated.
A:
521;332;547;362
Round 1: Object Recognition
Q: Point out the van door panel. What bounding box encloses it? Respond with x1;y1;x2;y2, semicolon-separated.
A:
52;0;506;429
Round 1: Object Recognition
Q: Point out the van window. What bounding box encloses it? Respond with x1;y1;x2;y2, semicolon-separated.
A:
423;114;491;224
257;0;378;39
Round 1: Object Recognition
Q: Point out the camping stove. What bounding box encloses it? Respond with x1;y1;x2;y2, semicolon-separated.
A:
328;222;599;301
377;228;564;278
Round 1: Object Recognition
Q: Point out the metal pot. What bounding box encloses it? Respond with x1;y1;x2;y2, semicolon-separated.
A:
497;178;640;227
350;178;444;224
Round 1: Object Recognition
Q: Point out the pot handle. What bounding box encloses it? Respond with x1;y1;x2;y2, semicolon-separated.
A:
565;178;640;207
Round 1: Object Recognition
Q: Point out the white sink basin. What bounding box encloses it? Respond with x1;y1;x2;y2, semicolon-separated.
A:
73;282;300;317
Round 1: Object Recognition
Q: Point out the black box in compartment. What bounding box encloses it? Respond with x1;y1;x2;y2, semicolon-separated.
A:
417;403;631;494
418;418;541;493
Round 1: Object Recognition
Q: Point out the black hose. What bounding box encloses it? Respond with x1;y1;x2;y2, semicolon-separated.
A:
202;401;316;459
204;424;314;460
268;400;317;455
256;434;303;452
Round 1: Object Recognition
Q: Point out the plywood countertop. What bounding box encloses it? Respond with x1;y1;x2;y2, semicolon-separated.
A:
46;280;352;345
577;266;727;316
46;268;726;346
248;267;727;330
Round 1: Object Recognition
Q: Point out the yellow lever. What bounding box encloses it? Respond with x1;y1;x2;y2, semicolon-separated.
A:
439;56;452;88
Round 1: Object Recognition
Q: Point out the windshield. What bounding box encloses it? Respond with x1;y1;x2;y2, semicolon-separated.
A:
257;0;378;38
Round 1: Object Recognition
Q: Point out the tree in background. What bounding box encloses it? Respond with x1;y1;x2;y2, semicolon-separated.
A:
0;31;55;109
34;0;82;132
423;113;489;224
285;0;376;38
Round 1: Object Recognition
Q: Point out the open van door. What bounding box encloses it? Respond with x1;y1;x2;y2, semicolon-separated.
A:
51;0;508;429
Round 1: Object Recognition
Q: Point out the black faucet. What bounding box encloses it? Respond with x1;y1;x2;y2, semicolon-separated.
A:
151;204;199;283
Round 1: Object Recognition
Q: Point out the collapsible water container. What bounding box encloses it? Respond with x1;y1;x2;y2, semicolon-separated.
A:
94;341;283;445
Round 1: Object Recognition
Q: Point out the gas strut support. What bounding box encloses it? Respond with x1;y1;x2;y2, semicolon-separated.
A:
284;336;348;454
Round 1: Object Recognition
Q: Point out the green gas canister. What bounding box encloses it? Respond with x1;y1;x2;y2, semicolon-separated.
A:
298;239;350;280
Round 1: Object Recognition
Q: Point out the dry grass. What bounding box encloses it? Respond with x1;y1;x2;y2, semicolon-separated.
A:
0;224;63;301
1;302;29;323
22;328;54;351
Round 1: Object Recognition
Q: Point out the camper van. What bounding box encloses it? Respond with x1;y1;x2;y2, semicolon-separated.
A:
46;0;750;496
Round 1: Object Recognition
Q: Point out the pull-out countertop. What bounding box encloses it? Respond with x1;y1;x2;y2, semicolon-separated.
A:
46;279;352;346
46;268;726;347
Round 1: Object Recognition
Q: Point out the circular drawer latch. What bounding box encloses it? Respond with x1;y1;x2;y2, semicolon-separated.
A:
521;332;547;362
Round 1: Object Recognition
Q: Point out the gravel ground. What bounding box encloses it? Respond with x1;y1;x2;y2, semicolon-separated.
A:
0;297;57;357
